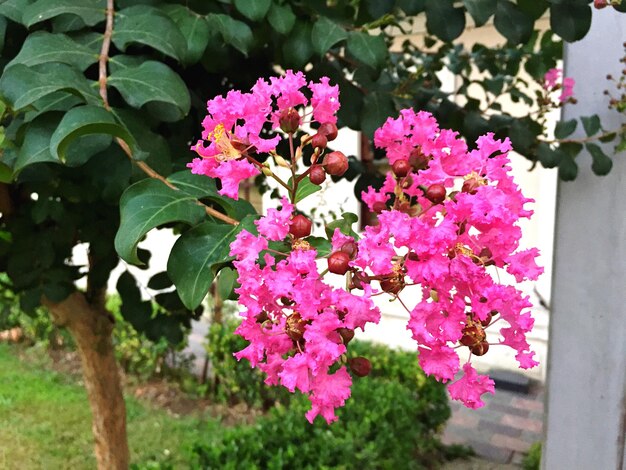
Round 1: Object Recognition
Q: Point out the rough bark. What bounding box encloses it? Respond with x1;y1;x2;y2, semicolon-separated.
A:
44;292;130;470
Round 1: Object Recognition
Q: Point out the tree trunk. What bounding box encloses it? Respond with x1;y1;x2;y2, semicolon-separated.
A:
44;292;130;470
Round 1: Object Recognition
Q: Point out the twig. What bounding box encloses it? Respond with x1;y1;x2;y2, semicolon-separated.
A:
97;0;238;226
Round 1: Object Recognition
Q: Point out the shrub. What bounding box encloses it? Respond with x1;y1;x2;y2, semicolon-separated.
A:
195;320;452;469
522;442;542;470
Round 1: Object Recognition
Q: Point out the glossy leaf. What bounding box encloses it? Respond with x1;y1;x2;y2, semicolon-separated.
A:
0;0;30;23
148;271;173;290
346;32;388;68
22;0;105;27
113;5;187;61
536;142;562;168
108;61;191;121
463;0;496;27
550;3;592;43
7;31;98;72
216;266;237;301
49;105;139;163
494;0;533;44
115;178;206;265
207;13;254;56
161;4;210;64
586;143;613;176
425;0;465;42
267;3;296;35
311;17;347;56
167;216;256;309
0;63;96;111
14;115;60;173
287;176;321;203
554;119;577;139
233;0;271;22
361;92;395;138
581;114;601;137
558;156;578;181
282;22;313;69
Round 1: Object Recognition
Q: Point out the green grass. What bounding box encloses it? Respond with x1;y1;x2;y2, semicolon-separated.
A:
0;344;218;469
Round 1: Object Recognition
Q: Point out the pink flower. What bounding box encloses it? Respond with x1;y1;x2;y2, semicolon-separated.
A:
448;363;495;409
560;77;575;102
543;68;575;103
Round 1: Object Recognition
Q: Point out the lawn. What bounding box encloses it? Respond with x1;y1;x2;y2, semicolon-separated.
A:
0;344;217;469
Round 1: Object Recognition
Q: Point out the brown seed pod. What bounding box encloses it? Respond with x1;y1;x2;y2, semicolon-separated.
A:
323;151;349;176
348;357;372;377
328;251;351;275
470;341;490;356
337;327;355;344
392;160;411;178
311;133;328;149
425;184;446;204
279;107;300;133
309;165;326;185
289;214;312;238
318;122;338;141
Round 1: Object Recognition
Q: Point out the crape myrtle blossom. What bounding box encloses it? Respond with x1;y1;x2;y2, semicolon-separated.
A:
188;70;339;199
190;72;542;423
544;67;575;103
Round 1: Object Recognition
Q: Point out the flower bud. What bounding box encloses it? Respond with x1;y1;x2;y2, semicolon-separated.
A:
323;151;349;176
593;0;608;8
348;357;371;377
255;311;269;324
279;107;301;134
409;148;430;171
289;214;312;239
328;251;351;274
372;201;387;213
337;327;355;344
470;341;490;356
340;240;358;259
425;184;446;204
392;160;410;178
462;178;480;195
380;277;404;295
318;122;338;141
309;165;326;185
311;133;328;149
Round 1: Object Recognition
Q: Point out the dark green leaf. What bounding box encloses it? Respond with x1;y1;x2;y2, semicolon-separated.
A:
550;3;591;43
113;5;187;61
0;63;96;111
216;267;237;301
396;0;425;15
0;0;31;24
108;61;191;121
148;272;173;290
0;16;6;53
599;132;616;143
14;115;60;173
425;0;465;42
282;22;314;69
207;13;254;56
463;0;496;27
536;142;562;168
518;0;548;19
267;3;296;35
115;178;206;264
0;162;12;183
558;155;578;181
22;0;105;27
554;119;577;139
360;91;395;138
49;105;140;164
7;31;98;72
308;236;331;257
161;4;210;64
347;32;388;68
51;13;85;32
311;17;347;56
581;114;601;137
325;212;359;239
287;176;321;203
586;143;612;176
494;0;534;44
167;216;256;309
233;0;271;21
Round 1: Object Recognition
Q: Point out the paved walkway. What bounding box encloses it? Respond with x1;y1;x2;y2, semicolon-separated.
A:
442;382;544;466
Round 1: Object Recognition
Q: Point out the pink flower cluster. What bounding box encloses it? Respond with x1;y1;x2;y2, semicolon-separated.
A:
188;71;339;199
190;72;542;422
230;198;381;424
544;67;575;103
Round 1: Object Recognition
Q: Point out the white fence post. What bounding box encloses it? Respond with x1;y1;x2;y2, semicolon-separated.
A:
543;9;626;470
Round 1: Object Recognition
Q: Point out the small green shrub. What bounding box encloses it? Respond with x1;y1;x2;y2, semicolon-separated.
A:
196;319;452;469
522;442;542;470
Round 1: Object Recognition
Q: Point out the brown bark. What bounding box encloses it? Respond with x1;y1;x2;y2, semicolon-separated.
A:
44;292;130;470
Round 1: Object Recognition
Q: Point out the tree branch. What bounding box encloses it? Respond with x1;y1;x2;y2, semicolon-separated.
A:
97;0;239;226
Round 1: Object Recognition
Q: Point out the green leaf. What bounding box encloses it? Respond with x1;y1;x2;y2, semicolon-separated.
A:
161;4;210;64
558;155;578;181
308;236;332;257
346;32;388;68
216;266;237;301
22;0;105;27
233;0;271;21
0;63;96;111
425;0;465;42
282;22;313;69
494;0;533;44
0;0;31;24
147;271;173;290
536;142;562;168
287;176;321;203
0;162;11;183
586;143;613;176
325;212;359;240
267;2;296;35
108;61;190;122
14;115;60;173
581;114;601;137
312;17;347;56
167;171;257;220
463;0;496;27
7;31;98;72
518;0;549;19
167;216;256;309
115;178;207;265
0;16;6;54
396;0;425;15
49;105;140;164
207;13;254;56
361;92;395;138
554;119;577;139
550;3;591;43
113;5;187;61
